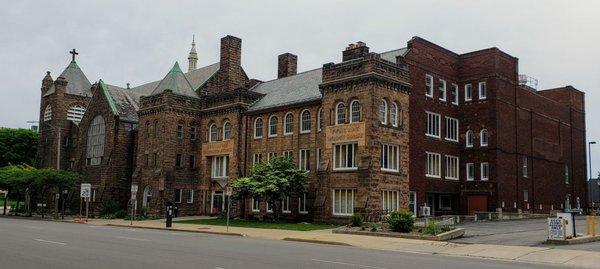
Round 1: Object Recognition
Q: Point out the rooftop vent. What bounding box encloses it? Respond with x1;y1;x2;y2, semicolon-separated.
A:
519;74;538;91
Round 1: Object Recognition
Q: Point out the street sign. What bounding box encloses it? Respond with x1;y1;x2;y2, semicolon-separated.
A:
80;183;91;198
131;184;138;200
226;187;233;196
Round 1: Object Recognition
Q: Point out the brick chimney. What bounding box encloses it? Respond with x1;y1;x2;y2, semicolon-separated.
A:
219;35;244;90
342;41;369;62
277;53;297;78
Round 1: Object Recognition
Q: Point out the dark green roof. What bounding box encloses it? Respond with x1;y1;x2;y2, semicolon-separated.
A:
150;62;198;99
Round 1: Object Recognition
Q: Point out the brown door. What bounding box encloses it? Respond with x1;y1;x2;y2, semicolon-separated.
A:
467;195;488;214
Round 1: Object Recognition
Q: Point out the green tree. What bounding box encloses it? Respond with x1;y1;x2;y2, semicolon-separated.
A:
230;156;308;220
0;128;39;167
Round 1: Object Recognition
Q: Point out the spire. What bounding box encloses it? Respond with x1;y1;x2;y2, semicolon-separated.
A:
151;62;198;99
188;35;198;72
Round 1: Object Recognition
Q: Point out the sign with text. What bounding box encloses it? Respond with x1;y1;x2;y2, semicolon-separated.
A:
548;217;566;240
325;122;366;148
202;140;234;157
80;183;91;198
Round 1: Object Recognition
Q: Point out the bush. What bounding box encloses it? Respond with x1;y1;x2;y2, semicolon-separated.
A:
114;209;127;219
386;211;414;233
349;213;363;227
423;219;438;235
100;199;120;216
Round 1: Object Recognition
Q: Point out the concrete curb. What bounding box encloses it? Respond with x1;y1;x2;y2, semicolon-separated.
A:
332;228;465;241
105;224;246;237
547;235;600;245
282;237;353;246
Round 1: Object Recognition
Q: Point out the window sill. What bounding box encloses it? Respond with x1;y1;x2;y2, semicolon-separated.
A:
426;134;441;139
284;133;293;136
299;211;308;214
426;175;441;179
299;131;311;134
254;136;263;140
381;168;399;173
332;213;353;217
252;210;260;213
268;134;277;138
333;167;358;172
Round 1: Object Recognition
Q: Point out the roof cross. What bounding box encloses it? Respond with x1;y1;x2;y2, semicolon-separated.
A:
69;49;78;62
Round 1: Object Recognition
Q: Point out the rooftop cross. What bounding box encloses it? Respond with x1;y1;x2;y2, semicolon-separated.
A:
69;49;78;62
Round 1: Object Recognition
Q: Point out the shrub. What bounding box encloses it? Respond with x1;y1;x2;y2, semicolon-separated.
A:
386;211;414;233
349;213;363;227
114;209;127;219
370;223;378;232
423;219;438;235
100;199;120;216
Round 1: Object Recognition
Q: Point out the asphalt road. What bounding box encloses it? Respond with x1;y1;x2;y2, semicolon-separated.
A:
0;217;561;269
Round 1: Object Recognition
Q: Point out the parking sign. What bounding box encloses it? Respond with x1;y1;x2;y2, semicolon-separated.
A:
80;183;91;198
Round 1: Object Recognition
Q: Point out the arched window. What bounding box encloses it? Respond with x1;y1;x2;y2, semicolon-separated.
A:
300;110;311;133
43;105;52;122
254;118;263;138
86;115;105;166
350;100;361;123
67;105;86;124
379;99;388;124
269;115;278;137
142;185;152;208
145;121;151;138
480;129;489;147
466;130;473;148
284;113;294;135
317;107;323;131
209;124;218;142
223;121;231;140
336;102;346;125
390;102;398;127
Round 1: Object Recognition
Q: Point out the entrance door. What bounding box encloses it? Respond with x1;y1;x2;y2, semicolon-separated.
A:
426;194;435;216
211;191;224;214
467;195;488;214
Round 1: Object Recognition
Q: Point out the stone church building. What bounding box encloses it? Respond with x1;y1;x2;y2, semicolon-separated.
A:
36;35;587;222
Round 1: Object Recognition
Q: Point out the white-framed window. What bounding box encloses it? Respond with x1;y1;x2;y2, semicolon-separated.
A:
445;155;459;180
425;111;441;138
268;115;278;137
176;124;184;139
190;126;197;141
209;124;218;142
223;121;231;140
332;188;355;216
251;197;260;212
451;83;459;105
381;143;399;172
174;189;182;203
480;129;489;147
317;108;323;131
425;74;433;97
350;100;361;123
266;202;273;213
189;155;196;169
439;195;452;210
379;99;388;124
300;109;311;133
390;102;398;127
466;130;473;148
299;149;310;171
211;156;228;179
254;118;263;138
284;113;294;135
445;117;459;142
186;189;194;204
465;84;472;101
466;163;475;181
268;152;277;161
43;105;52;122
565;164;570;184
333;143;358;171
382;190;399;212
86;115;105;166
439;79;447;102
282;197;291;213
298;193;308;214
478;82;487;100
409;191;417;216
480;162;489;181
253;153;262;165
283;150;293;160
336;102;346;125
67;106;86;124
316;148;321;171
426;152;441;178
523;156;528;178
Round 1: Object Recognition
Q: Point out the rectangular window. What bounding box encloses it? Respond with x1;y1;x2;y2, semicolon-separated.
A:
174;189;182;203
253;153;262;165
425;111;440;138
439;195;452;210
316;148;321;171
478;82;487;100
445;155;459;180
523;156;528;178
282;197;291;213
439;79;447;101
332;189;356;216
299;149;310;171
186;189;194;204
177;124;183;139
211;156;229;179
465;84;472;101
189;155;196;169
251;197;260;212
266;202;273;213
381;144;399;172
426;152;441;178
466;163;475;181
175;154;182;167
190;126;197;140
409;191;417;216
451;83;459;105
445;117;459;142
425;74;433;97
523;190;529;202
283;150;293;160
565;165;570;184
381;190;399;212
268;152;276;161
333;143;358;170
481;162;489;181
298;193;308;214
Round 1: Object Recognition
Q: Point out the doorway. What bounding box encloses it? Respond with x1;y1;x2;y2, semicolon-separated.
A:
467;195;488;214
211;191;224;214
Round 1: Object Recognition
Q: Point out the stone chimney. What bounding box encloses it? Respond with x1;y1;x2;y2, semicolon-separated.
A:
342;41;369;62
42;71;53;91
277;53;297;78
219;35;244;90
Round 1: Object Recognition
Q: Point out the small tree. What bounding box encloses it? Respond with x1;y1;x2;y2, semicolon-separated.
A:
230;157;308;220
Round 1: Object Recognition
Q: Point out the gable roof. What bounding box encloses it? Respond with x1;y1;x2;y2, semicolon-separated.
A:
101;82;142;123
44;61;93;97
150;62;198;98
129;62;219;96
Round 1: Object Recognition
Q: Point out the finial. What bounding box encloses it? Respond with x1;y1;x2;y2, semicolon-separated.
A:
192;34;195;45
69;49;78;62
126;83;130;89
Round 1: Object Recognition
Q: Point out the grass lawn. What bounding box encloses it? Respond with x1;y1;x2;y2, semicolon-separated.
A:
174;218;337;231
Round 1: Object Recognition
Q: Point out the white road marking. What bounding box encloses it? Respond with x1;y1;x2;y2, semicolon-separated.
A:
311;259;388;269
34;239;66;245
115;236;151;242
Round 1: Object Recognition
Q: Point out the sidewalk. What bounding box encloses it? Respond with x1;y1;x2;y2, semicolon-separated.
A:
88;218;600;269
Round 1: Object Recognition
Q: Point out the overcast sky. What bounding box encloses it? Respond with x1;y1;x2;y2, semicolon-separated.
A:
1;0;599;174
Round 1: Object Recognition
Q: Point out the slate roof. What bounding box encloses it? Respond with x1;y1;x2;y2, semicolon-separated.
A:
102;83;143;123
149;62;198;98
129;62;219;96
247;48;408;112
44;61;93;97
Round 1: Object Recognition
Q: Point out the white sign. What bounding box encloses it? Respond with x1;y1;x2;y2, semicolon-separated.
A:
80;183;91;198
226;187;233;196
548;217;566;240
130;184;138;200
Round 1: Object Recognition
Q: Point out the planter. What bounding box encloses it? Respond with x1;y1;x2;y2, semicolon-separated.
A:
333;227;465;241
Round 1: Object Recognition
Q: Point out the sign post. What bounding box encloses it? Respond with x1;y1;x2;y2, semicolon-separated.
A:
226;187;233;232
80;183;91;222
130;184;138;225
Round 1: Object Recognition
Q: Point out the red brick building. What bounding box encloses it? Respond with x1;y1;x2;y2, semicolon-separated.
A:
36;35;587;222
